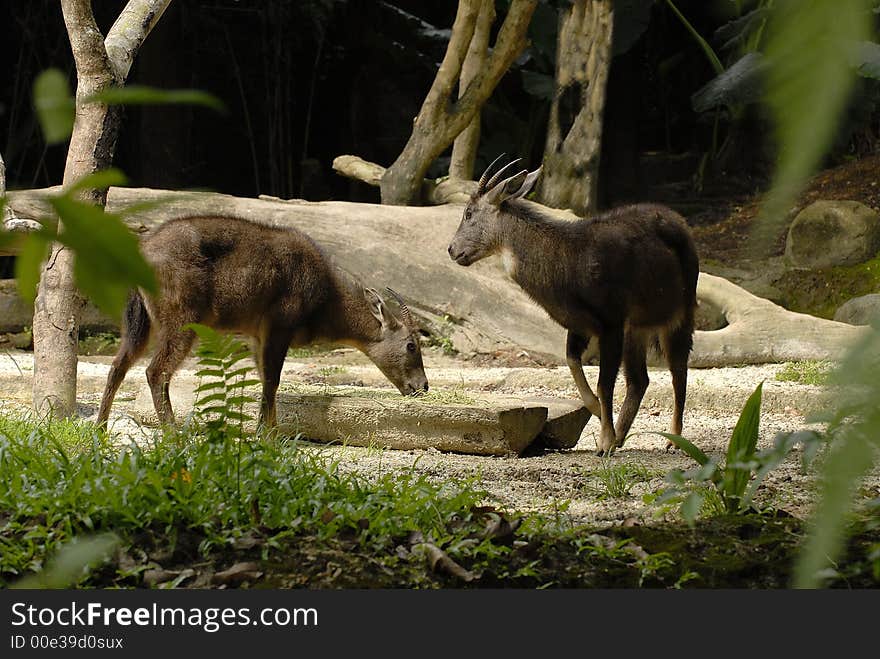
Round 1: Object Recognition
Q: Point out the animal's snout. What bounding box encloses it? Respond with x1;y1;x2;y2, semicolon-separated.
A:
447;243;469;265
406;379;429;396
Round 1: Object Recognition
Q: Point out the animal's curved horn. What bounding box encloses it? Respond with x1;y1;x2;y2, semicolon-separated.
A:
484;158;523;193
510;166;543;200
477;153;507;193
385;287;415;329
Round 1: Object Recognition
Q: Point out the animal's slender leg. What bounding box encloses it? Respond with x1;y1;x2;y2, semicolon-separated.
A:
146;325;196;426
596;328;624;456
614;331;649;449
257;329;295;428
662;324;692;451
97;336;148;427
566;330;601;418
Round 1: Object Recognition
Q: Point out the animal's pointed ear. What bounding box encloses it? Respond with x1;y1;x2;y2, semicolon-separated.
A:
510;166;542;200
364;287;396;329
484;169;527;205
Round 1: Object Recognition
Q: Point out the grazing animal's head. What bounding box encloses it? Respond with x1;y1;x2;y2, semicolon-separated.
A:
447;154;542;266
362;287;429;396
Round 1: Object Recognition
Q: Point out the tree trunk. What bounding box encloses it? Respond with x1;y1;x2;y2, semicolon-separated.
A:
379;0;537;205
31;0;170;417
539;0;614;216
449;0;495;181
1;153;14;222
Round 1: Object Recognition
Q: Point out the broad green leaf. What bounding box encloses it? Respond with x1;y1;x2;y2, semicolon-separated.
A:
680;491;703;526
86;85;225;112
691;52;766;113
723;382;763;503
49;196;156;317
521;71;555;101
654;432;711;466
849;40;880;78
11;533;119;589
14;233;51;304
33;68;75;144
752;0;873;254
793;428;876;587
68;168;128;195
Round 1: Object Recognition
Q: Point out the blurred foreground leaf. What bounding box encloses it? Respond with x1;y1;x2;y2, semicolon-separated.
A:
33;68;75;144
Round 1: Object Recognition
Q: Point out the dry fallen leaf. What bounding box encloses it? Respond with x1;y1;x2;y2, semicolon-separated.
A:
212;562;263;586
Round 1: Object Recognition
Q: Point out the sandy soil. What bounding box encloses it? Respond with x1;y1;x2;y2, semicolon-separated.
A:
1;347;874;526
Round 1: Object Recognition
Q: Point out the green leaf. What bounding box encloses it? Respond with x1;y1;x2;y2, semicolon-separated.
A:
68;169;129;195
521;71;555;101
11;533;119;589
14;234;51;304
752;0;873;255
849;40;880;79
86;85;225;112
793;428;876;588
723;382;763;503
691;52;766;113
680;491;703;526
33;68;74;144
48;196;156;317
654;432;711;466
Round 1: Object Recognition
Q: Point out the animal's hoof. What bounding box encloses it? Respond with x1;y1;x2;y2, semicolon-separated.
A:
664;440;676;453
595;448;606;457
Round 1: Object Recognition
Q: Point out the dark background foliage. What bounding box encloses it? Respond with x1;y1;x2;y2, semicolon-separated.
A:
2;1;877;207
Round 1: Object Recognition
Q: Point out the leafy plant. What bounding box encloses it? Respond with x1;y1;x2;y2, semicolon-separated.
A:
186;324;261;440
583;461;655;500
658;382;824;524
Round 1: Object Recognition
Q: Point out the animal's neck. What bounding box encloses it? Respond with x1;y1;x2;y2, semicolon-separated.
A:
316;272;380;349
498;202;571;293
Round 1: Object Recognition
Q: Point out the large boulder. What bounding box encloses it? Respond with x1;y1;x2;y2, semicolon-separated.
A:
785;200;880;268
834;293;880;326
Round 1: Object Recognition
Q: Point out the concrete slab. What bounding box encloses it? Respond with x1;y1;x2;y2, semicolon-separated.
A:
529;398;592;450
275;391;549;456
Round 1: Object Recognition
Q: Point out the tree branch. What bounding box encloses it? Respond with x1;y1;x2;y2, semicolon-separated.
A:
450;0;495;180
105;0;173;80
60;0;113;82
418;0;481;125
446;0;537;141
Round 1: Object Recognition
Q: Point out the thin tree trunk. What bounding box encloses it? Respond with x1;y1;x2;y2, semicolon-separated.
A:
449;0;495;181
31;0;170;417
539;0;613;216
1;153;14;222
380;0;537;206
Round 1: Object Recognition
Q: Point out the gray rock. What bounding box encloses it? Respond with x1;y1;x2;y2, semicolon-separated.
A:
833;293;880;326
785;200;880;268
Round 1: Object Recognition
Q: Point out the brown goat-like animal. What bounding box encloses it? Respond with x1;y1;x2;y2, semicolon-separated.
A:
448;157;699;455
98;215;428;428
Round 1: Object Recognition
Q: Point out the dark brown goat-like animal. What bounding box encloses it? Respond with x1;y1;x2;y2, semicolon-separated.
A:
448;157;699;455
98;216;428;428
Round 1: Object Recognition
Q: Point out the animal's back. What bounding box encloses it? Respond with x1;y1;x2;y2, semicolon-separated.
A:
570;203;698;328
142;216;332;334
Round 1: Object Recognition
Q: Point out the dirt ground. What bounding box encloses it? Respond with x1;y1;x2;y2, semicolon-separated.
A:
2;345;872;529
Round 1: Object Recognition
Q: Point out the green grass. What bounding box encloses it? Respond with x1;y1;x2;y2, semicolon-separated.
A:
287;344;335;359
583;461;656;500
775;360;833;385
317;366;348;377
0;411;498;587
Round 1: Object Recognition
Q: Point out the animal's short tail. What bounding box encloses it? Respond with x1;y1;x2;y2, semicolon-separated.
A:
655;212;699;317
97;291;151;426
123;290;151;355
